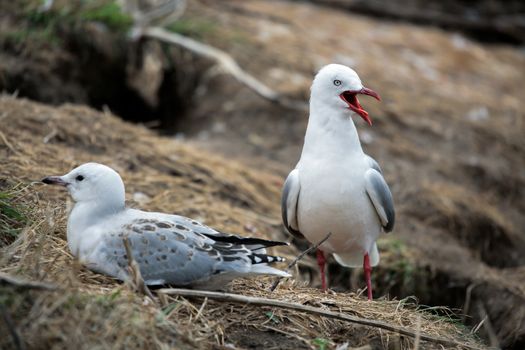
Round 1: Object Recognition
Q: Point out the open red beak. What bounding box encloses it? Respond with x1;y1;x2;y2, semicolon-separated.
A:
339;87;381;126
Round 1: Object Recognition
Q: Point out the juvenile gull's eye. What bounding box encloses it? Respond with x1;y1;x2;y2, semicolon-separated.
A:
76;175;84;182
333;80;342;86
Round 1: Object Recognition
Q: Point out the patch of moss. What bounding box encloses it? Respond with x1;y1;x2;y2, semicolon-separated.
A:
0;185;29;247
378;237;413;279
312;337;330;350
1;0;132;47
79;2;132;31
376;237;429;297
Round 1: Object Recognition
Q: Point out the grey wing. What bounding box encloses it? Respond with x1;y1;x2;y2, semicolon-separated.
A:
364;168;395;233
98;220;224;286
97;217;286;288
366;154;383;174
281;169;304;239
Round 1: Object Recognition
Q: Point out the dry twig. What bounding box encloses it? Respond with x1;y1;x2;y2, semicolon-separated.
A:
125;0;187;28
156;288;482;349
270;232;332;292
0;272;58;290
140;27;307;111
476;301;500;348
123;0;307;110
0;130;22;156
413;315;421;350
122;237;156;304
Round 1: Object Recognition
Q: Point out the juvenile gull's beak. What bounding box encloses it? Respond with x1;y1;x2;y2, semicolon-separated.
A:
42;176;68;187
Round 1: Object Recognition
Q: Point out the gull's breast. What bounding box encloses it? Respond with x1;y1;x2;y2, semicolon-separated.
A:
296;156;381;254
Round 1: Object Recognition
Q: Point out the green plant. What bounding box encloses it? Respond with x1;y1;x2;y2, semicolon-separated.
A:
79;2;132;31
0;186;28;246
1;0;133;46
265;311;280;324
313;337;329;350
378;237;417;287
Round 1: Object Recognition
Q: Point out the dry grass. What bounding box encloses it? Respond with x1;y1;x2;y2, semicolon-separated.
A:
0;96;484;349
0;211;480;349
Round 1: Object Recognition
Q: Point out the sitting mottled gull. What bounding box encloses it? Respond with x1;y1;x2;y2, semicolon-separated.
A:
282;64;395;300
42;162;290;289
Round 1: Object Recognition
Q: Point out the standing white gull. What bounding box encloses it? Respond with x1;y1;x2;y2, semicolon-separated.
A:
42;162;290;290
281;64;395;300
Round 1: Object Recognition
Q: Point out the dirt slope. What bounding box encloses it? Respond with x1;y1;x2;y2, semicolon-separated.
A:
0;96;483;350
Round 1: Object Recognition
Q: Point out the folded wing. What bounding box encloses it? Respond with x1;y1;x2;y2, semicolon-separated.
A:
96;216;289;288
364;157;395;233
281;169;304;239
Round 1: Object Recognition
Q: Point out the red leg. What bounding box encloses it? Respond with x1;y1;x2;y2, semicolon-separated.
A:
363;253;373;300
316;249;327;291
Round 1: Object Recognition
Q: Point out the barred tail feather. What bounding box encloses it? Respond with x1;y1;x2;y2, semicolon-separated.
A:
249;253;286;265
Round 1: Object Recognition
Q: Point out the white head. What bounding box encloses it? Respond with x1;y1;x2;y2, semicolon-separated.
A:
42;163;125;212
310;64;381;125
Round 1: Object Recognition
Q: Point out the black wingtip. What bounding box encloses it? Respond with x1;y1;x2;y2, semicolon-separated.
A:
203;232;289;248
260;240;289;247
383;214;395;233
285;225;305;240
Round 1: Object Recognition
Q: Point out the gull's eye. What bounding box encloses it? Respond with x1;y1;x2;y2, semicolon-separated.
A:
76;175;85;182
333;79;342;86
